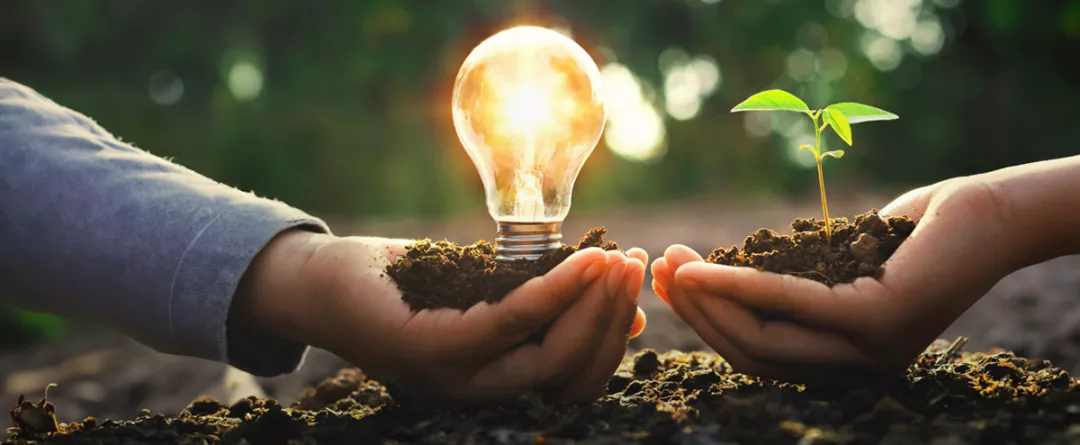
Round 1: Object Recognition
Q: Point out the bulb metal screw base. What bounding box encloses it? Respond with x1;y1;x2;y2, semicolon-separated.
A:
495;221;563;261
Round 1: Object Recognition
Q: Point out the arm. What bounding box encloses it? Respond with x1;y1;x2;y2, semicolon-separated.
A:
0;78;328;376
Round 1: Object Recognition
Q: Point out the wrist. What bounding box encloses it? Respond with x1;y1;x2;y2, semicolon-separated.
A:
982;155;1080;265
231;229;335;347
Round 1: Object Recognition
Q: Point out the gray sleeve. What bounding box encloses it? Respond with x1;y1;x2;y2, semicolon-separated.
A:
0;78;329;376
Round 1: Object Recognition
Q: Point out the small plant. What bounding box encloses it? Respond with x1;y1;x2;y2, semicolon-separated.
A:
731;89;898;244
10;383;61;434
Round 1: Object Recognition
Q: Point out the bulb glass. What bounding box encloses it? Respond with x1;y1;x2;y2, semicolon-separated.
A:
452;26;606;224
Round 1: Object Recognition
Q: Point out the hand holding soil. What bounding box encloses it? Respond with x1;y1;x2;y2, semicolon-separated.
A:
651;156;1080;383
232;231;648;403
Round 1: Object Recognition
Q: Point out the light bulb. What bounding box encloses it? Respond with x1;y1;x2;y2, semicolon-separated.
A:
451;26;606;261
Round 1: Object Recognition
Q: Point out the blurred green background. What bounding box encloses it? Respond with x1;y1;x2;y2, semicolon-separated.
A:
2;0;1078;349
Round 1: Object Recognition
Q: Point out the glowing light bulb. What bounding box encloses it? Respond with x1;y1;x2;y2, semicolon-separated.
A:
452;26;606;261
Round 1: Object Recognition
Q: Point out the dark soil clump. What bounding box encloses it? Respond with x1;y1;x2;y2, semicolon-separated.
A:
706;209;916;286
386;227;620;311
9;341;1080;444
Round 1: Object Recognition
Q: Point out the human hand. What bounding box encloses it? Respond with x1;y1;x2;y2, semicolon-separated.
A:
651;176;1029;383
235;232;648;402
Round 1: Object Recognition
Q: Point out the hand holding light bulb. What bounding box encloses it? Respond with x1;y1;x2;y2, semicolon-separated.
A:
232;231;649;402
230;26;648;403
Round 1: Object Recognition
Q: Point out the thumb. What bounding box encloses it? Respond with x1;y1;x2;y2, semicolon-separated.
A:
453;247;609;354
880;185;935;221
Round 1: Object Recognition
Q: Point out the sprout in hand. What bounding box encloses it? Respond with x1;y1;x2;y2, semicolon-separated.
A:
731;89;898;244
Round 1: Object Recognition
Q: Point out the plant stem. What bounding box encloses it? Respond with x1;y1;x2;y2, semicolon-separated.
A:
813;115;832;245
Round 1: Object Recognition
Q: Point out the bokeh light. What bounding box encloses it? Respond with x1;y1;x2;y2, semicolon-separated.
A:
227;61;264;102
147;71;183;106
817;48;849;81
662;52;721;121
860;32;903;71
845;0;953;72
600;63;667;163
912;16;946;55
786;49;817;81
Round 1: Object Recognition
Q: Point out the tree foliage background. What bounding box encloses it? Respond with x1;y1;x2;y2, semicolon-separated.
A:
1;0;1079;346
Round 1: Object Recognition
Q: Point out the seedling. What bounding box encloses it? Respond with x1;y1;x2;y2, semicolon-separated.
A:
731;89;898;244
10;383;61;435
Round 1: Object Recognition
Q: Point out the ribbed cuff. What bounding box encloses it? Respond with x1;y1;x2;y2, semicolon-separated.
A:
168;197;330;377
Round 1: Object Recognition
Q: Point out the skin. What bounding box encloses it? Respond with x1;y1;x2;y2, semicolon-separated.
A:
652;155;1080;383
231;232;649;403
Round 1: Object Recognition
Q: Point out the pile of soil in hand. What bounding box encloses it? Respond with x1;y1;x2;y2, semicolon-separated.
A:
9;340;1080;444
707;209;916;286
385;227;620;311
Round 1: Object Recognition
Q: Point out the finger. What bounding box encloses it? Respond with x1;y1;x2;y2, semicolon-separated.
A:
681;285;869;365
446;342;546;400
460;256;626;400
554;253;643;401
663;244;705;269
673;262;880;333
664;281;849;383
664;277;757;371
626;247;648;268
630;307;646;339
650;258;672;305
604;250;632;297
880;185;934;220
446;247;609;358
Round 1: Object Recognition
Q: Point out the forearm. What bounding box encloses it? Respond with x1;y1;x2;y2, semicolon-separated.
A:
986;155;1080;265
0;79;327;375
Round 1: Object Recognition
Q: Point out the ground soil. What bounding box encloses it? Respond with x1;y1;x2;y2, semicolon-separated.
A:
7;339;1079;444
386;227;620;311
706;209;916;286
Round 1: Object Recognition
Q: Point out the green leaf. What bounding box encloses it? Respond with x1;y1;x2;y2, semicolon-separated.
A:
825;102;898;124
822;150;845;159
731;89;810;113
824;108;853;146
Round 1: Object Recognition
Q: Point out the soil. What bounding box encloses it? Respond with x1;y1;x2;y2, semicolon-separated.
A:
386;227;620;312
7;339;1080;444
706;209;916;286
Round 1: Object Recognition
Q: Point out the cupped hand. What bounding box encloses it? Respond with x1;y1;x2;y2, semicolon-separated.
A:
651;176;1025;383
239;232;648;402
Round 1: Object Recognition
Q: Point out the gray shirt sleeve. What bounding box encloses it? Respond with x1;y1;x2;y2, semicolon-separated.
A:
0;78;329;376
